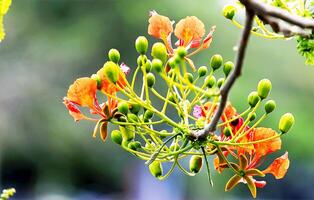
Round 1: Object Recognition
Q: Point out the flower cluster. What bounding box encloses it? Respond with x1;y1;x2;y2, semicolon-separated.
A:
0;0;12;42
64;11;294;198
0;188;15;200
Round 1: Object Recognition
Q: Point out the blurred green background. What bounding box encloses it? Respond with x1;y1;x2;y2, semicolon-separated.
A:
0;0;314;199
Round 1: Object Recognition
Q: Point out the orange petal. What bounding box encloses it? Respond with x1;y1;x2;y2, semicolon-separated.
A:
63;98;86;122
263;151;290;179
97;67;126;94
66;77;97;108
252;128;281;159
222;103;237;122
148;11;173;39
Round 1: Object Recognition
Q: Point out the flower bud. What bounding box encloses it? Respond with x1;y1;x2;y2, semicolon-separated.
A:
108;48;120;63
210;54;223;71
176;46;187;58
151;42;167;63
223;5;237;20
169;93;178;103
198;66;208;77
168;57;177;69
103;61;120;84
189;155;203;173
264;100;276;114
127;113;140;123
111;130;123;145
223;126;232;137
129;102;141;114
135;36;148;55
184;73;194;83
152;58;163;73
279;113;295;133
248;91;260;107
146;73;156;88
120;125;135;141
217;78;225;88
143;60;152;73
149;161;163;178
223;61;234;77
91;74;101;89
205;76;216;88
137;55;148;67
257;79;272;99
249;112;256;121
128;141;141;150
144;110;154;120
118;101;129;115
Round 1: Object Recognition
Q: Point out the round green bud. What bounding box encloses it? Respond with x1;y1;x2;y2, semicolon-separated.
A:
103;61;120;83
248;91;260;107
198;66;208;77
91;74;102;89
129;102;141;114
151;42;167;63
146;73;156;88
257;79;272;99
135;36;148;55
127;113;140;123
152;58;163;73
144;60;152;73
223;61;234;77
210;54;223;70
223;127;232;137
108;48;120;63
176;46;187;58
217;78;225;88
149;161;163;178
189;155;203;173
184;73;194;83
168;57;177;69
170;143;180;151
128;141;141;150
223;5;237;20
119;125;135;141
264;100;276;114
111;130;123;145
279;113;295;133
144;110;154;120
137;55;148;67
118;101;129;115
205;76;216;88
249;113;257;121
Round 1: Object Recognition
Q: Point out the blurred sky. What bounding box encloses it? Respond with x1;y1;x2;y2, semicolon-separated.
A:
0;0;314;199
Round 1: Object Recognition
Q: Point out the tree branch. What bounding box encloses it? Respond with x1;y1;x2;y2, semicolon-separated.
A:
191;10;255;140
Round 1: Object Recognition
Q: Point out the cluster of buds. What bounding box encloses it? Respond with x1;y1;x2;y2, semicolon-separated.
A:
63;11;294;198
0;188;15;200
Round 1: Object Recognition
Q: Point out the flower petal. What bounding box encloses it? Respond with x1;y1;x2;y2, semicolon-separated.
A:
263;151;290;179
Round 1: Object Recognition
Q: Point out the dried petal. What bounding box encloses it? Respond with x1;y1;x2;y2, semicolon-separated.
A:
244;176;257;198
225;174;242;191
100;122;108;141
246;169;265;177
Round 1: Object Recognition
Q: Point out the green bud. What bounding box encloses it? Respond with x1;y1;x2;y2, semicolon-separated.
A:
184;73;194;83
257;79;272;99
103;61;120;83
144;110;154;120
170;143;180;151
122;139;130;147
205;76;216;88
135;36;148;55
151;42;167;63
198;66;208;77
217;78;225;88
152;58;163;73
176;46;187;58
249;113;257;121
223;4;237;20
264;100;276;114
223;61;234;77
144;60;152;73
1;193;9;199
210;54;223;70
129;102;141;114
118;116;127;122
127;113;140;123
168;57;177;69
149;161;163;178
189;155;203;173
118;101;129;115
91;74;101;89
137;55;148;67
248;91;260;107
111;130;123;145
108;48;120;63
279;113;295;133
146;73;156;88
223;127;232;137
169;93;178;103
128;141;142;150
120;125;135;141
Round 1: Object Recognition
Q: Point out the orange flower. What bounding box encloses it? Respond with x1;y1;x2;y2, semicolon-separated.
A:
174;16;205;46
148;10;173;39
263;152;290;179
66;77;97;108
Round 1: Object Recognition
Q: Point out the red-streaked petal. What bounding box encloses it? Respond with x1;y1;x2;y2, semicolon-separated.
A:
263;151;290;179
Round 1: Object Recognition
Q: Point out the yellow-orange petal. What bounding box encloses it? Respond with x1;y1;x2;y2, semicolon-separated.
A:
222;103;237;121
252;128;281;158
263;152;290;179
174;16;205;45
148;11;173;39
66;77;97;108
96;66;126;95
